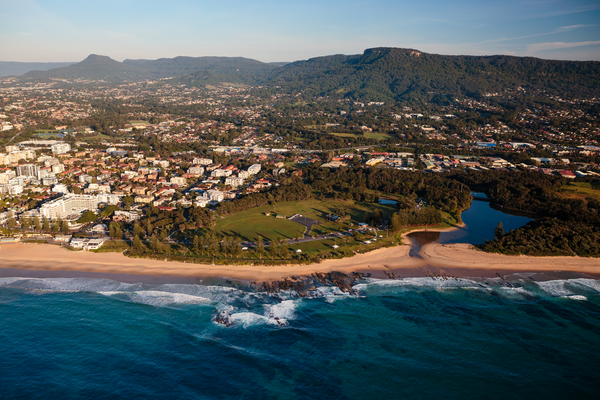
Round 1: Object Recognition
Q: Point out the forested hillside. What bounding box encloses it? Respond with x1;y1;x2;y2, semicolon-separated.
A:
12;48;600;104
447;169;600;256
261;47;600;102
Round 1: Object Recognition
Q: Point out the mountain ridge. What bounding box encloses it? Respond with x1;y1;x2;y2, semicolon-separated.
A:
5;48;599;102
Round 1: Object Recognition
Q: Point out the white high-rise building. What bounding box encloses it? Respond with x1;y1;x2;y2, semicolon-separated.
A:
16;164;39;177
0;170;16;184
51;142;71;155
39;194;98;219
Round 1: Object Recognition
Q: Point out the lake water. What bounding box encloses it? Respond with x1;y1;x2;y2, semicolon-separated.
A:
409;197;533;256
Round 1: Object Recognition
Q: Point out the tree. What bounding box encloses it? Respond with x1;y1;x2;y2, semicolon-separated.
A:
279;241;291;260
6;211;16;229
34;216;42;231
109;222;122;239
132;235;144;252
52;218;61;233
193;235;201;254
256;236;264;261
494;222;504;240
61;220;70;235
133;222;145;238
122;196;134;210
100;205;120;218
43;217;50;232
21;216;31;231
179;246;189;257
269;239;278;260
150;234;162;253
77;211;97;224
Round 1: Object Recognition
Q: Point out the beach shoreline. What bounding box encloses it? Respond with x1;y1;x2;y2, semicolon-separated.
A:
1;219;598;282
420;242;600;275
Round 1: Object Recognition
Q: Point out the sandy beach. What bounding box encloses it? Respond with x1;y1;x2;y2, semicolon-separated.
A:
420;242;600;274
0;242;423;281
1;225;598;280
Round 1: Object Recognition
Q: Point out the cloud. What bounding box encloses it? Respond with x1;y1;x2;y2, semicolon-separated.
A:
556;24;598;32
475;24;596;45
532;3;600;18
527;41;600;52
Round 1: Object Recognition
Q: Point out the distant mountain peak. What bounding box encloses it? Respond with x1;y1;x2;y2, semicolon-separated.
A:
80;54;120;64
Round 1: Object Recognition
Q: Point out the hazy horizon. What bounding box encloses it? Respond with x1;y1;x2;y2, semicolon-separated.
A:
1;0;599;63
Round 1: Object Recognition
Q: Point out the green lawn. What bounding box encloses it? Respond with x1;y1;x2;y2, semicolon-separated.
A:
327;132;355;138
328;131;394;141
364;132;394;140
215;210;306;242
557;181;600;202
93;239;130;253
213;199;398;242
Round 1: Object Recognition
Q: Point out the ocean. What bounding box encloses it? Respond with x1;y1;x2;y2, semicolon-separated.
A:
1;274;599;399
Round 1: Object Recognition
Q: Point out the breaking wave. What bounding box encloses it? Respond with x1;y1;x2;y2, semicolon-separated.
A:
0;275;598;328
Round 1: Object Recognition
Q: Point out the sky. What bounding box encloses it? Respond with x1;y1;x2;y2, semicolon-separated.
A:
1;0;599;63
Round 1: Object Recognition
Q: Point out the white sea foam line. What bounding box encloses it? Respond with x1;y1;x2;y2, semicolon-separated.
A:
537;278;600;297
0;277;141;293
357;278;481;290
99;290;211;305
562;295;588;301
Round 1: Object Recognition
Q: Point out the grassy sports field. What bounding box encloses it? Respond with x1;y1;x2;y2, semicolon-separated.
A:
213;199;399;242
556;181;600;202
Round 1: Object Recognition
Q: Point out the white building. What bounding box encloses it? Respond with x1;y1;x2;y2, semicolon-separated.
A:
225;176;244;187
170;176;187;185
247;164;261;175
0;170;16;184
0;184;21;195
51;164;65;174
188;166;205;175
70;237;106;250
194;198;210;208
52;184;69;194
238;170;251;179
16;164;39;178
96;193;121;205
39;194;99;219
113;210;140;222
51;142;71;155
43;157;61;167
192;158;213;165
211;169;232;178
153;160;170;168
0;149;36;165
206;189;225;202
42;175;59;186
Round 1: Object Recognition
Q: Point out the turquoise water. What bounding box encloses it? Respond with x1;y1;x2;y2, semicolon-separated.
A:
0;276;599;399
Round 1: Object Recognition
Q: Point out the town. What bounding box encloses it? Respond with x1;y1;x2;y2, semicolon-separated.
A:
0;76;598;255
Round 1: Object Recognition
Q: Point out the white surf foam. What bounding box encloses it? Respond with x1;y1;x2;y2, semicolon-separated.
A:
537;278;600;297
99;290;211;306
229;312;269;327
0;277;142;293
562;295;588;301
